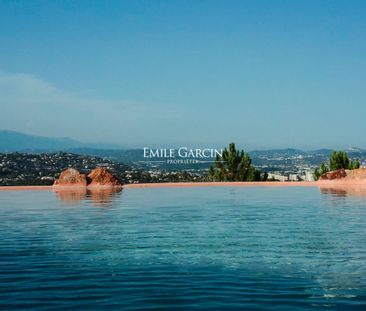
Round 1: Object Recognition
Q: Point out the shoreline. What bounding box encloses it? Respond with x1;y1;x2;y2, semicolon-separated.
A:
1;181;366;191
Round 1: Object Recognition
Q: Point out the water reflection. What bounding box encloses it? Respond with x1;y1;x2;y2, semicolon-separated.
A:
53;187;122;206
320;186;366;197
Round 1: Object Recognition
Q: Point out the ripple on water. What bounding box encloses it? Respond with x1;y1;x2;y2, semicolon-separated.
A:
0;186;366;310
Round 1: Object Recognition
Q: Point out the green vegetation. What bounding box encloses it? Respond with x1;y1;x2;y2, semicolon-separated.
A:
208;143;266;181
313;150;360;181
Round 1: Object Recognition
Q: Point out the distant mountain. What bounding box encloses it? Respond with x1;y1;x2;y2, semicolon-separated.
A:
2;130;365;171
307;149;333;155
0;130;123;152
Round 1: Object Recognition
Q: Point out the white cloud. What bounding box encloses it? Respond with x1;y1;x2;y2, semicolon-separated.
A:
0;72;186;145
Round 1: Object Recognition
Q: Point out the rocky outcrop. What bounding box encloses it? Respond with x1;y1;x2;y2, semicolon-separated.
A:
53;168;88;186
343;167;366;180
319;168;347;180
319;167;366;182
87;167;122;187
53;167;123;187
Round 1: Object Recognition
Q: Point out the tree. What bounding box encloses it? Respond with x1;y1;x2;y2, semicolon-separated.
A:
329;151;350;171
313;168;320;181
208;143;262;181
320;163;328;175
313;150;361;180
329;151;360;171
313;162;329;181
350;159;361;170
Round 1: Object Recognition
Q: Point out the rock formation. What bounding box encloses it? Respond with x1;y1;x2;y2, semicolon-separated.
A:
87;167;123;187
343;167;366;180
53;168;88;186
319;168;347;180
319;167;366;182
53;167;123;187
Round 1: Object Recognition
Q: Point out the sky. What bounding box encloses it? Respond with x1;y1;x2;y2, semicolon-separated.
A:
0;0;365;150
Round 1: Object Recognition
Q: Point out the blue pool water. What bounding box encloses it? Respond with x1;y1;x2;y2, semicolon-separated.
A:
0;186;366;310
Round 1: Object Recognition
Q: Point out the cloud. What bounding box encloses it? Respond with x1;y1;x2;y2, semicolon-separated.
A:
0;72;186;146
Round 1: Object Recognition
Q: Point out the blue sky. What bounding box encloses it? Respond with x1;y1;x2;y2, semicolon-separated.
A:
0;0;365;149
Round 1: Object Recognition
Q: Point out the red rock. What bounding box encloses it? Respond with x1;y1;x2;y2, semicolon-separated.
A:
319;168;347;180
87;167;123;187
344;167;366;180
53;168;87;186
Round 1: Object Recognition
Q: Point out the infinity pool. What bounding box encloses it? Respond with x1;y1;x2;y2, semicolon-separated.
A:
1;187;366;310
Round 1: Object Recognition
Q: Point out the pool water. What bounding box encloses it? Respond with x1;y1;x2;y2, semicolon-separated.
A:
0;186;366;310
